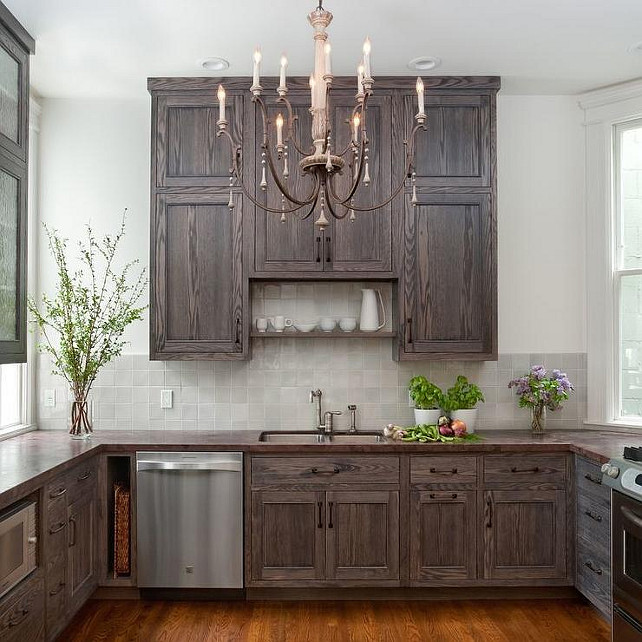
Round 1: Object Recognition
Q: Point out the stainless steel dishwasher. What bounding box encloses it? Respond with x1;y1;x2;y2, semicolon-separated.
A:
136;452;243;588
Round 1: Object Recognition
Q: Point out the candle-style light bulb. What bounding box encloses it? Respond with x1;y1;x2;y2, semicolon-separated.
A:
309;74;316;109
353;113;361;143
217;84;226;122
276;113;284;147
416;76;425;116
362;37;372;78
324;42;332;77
252;48;262;88
279;54;288;92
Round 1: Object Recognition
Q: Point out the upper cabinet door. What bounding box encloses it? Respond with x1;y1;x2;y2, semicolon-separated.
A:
151;191;246;359
0;26;28;162
326;92;393;273
405;93;491;189
253;92;322;273
402;192;496;360
155;93;244;188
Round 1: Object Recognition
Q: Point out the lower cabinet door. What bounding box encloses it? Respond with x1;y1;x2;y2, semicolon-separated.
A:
251;491;325;582
67;492;97;604
481;490;567;580
410;490;477;582
325;491;399;582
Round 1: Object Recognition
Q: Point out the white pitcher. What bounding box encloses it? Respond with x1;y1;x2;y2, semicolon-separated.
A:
359;289;386;331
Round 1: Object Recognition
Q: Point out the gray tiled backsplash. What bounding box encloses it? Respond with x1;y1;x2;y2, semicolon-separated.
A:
37;346;587;432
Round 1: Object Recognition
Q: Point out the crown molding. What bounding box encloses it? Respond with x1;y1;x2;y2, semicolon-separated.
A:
578;77;642;111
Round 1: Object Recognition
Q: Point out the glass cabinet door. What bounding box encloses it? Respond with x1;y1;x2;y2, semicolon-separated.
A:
0;27;28;161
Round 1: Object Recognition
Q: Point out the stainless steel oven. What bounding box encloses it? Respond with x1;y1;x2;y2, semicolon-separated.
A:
612;490;642;639
0;500;37;599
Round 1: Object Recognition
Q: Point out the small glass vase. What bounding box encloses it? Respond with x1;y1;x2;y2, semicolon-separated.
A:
68;398;93;440
530;403;547;435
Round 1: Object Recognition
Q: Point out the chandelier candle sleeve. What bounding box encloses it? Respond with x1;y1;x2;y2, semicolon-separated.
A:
279;55;288;92
217;85;226;122
357;64;365;96
252;48;262;88
276;113;284;147
363;38;372;78
353;114;360;143
416;77;425;116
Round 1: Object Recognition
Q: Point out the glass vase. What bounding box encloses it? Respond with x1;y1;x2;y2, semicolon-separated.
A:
69;397;93;440
530;403;547;435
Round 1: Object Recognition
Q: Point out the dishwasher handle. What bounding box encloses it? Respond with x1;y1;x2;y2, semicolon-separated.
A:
137;460;243;472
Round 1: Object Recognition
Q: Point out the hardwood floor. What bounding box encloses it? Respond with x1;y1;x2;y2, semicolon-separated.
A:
60;598;610;641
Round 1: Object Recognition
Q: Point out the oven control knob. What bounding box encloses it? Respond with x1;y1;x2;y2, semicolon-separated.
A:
601;463;620;479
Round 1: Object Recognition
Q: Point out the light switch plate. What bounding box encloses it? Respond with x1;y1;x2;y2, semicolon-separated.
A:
44;389;56;408
160;389;173;409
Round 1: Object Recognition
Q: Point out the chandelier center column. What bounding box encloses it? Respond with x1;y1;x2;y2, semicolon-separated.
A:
308;5;332;157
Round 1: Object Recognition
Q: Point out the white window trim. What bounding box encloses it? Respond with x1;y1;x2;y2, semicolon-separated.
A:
0;97;41;441
581;79;642;427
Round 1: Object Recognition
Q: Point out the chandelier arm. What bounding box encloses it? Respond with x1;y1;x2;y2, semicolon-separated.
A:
335;94;369;158
298;190;321;221
324;131;368;206
234;171;320;214
276;95;313;157
323;184;350;220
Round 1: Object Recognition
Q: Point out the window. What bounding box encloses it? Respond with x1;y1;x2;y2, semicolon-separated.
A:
615;121;642;420
0;362;25;435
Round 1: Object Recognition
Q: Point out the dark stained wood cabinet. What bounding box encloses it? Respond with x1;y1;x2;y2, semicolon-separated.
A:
67;492;97;604
410;490;477;582
151;192;246;359
481;489;567;581
0;5;33;364
0;571;44;642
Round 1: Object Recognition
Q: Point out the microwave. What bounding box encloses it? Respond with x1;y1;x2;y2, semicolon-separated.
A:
0;500;37;599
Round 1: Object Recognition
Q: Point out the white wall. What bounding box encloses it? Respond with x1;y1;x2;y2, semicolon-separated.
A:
497;95;586;353
37;94;586;355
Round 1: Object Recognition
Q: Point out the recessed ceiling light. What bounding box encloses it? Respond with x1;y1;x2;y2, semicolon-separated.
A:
407;56;441;71
628;41;642;54
198;57;230;72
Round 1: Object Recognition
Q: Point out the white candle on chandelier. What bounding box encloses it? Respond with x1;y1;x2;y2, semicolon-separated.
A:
416;77;425;116
276;113;284;147
252;48;262;87
324;42;332;76
357;63;365;95
353;113;361;143
279;55;288;91
217;84;226;122
309;74;316;109
362;38;372;78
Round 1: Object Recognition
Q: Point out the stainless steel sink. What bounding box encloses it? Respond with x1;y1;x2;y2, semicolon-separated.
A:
258;430;385;444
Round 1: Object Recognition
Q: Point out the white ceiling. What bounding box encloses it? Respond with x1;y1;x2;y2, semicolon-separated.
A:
6;0;642;98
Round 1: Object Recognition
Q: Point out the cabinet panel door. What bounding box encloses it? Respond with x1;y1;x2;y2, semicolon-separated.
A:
151;192;245;359
67;493;97;603
410;490;477;582
402;192;495;359
481;490;567;580
251;491;325;582
404;93;491;188
325;491;399;582
253;93;322;273
327;92;392;273
155;94;244;187
0;27;28;162
0;152;26;363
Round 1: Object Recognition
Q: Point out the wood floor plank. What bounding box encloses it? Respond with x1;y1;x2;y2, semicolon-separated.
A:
59;598;610;642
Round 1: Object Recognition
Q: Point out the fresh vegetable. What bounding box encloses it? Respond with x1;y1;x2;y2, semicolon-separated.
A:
450;419;467;437
439;424;454;436
383;423;481;443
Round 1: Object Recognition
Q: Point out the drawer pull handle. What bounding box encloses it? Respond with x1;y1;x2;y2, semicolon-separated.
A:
584;560;603;575
585;473;602;485
317;501;323;529
584;510;603;523
49;581;65;596
511;466;539;473
310;467;341;475
486;494;493;528
77;470;92;481
328;501;334;529
69;516;76;547
315;237;321;263
8;608;29;627
429;467;458;474
429;493;458;500
49;521;66;534
49;487;66;498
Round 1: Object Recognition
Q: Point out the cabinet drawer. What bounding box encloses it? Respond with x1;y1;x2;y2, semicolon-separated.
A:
483;454;567;487
410;456;477;486
45;556;67;638
577;493;610;559
0;573;44;642
575;456;610;502
46;496;67;544
576;536;611;617
252;457;400;487
64;460;97;503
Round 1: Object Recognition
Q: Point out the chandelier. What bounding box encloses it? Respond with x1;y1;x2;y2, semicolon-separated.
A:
215;0;427;230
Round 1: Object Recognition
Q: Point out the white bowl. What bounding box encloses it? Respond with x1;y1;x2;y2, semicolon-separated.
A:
294;321;318;333
319;318;336;332
339;317;357;332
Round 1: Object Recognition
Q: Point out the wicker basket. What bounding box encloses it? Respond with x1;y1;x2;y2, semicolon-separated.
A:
113;482;131;577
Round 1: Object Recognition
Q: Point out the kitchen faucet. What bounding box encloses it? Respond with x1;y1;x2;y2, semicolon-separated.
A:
309;389;342;434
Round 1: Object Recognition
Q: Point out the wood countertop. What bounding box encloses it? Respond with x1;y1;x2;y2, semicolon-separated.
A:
1;428;640;509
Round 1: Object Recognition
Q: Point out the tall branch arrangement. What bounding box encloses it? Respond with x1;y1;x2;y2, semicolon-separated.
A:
28;211;147;406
